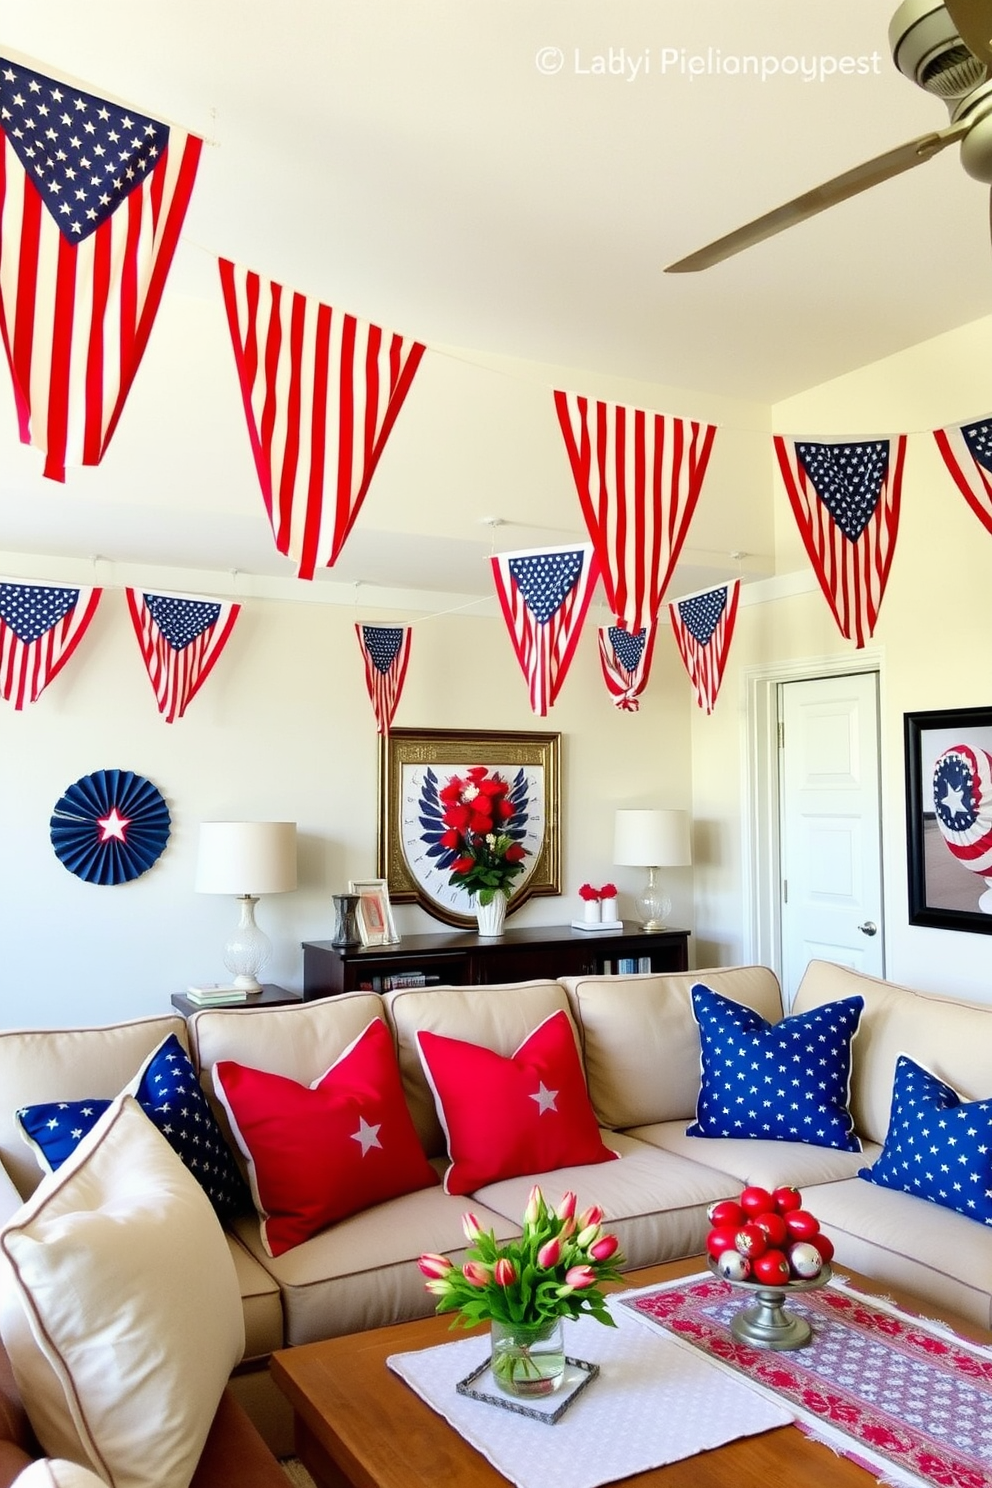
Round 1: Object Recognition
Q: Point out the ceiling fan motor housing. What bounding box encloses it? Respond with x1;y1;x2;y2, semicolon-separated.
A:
889;0;987;98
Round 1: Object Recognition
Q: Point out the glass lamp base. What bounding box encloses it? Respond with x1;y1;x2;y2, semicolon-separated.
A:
223;895;271;992
636;868;672;931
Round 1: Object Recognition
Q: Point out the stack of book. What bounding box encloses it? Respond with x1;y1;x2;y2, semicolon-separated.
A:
185;984;250;1006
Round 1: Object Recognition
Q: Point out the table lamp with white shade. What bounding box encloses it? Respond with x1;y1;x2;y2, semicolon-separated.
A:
613;809;691;931
195;821;298;992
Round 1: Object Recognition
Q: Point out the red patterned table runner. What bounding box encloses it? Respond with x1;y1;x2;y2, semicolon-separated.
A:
624;1275;992;1488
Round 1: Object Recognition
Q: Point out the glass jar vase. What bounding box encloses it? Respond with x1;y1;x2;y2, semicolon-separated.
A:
490;1316;565;1397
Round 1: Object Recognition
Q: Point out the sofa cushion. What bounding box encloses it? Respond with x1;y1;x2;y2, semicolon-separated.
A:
801;1176;992;1331
630;1119;879;1192
382;980;569;1158
687;984;863;1151
473;1131;742;1272
417;1009;617;1194
561;966;784;1130
858;1054;992;1226
228;1185;521;1347
0;1096;244;1488
0;1016;187;1202
13;1463;108;1488
214;1018;438;1257
795;959;992;1147
16;1034;250;1220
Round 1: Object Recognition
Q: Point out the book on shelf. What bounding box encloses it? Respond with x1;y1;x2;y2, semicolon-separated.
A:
185;984;250;1005
357;972;442;992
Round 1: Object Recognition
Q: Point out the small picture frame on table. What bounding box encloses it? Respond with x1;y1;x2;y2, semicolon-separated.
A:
349;878;400;946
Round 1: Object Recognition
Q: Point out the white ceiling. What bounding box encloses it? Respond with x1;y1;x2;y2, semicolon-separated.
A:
2;0;992;599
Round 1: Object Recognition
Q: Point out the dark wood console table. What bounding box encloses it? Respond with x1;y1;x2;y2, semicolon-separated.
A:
302;922;690;999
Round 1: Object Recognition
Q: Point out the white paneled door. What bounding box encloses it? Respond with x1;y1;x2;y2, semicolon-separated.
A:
778;672;883;1004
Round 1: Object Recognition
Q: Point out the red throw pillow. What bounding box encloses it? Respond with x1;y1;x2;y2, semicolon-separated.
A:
212;1018;438;1256
417;1009;617;1195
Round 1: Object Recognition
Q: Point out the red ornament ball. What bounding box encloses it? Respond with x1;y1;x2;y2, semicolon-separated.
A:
735;1222;768;1258
707;1199;745;1229
706;1225;740;1258
772;1185;803;1214
785;1209;821;1242
752;1249;791;1285
739;1185;775;1217
752;1210;789;1247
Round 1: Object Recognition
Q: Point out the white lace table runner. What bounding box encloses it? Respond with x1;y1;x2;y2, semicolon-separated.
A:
387;1292;793;1488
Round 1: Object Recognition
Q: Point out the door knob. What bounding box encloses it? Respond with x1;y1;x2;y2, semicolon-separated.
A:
858;921;877;937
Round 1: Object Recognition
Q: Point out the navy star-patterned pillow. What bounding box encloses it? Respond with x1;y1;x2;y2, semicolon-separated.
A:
16;1033;250;1221
858;1055;992;1226
686;984;864;1151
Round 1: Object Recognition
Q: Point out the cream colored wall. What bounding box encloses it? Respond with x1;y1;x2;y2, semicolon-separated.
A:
0;326;774;1028
692;312;992;1003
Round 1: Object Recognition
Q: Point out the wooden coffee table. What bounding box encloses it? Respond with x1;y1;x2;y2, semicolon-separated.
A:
270;1256;989;1488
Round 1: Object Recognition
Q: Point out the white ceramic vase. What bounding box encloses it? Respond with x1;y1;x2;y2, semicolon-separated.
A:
475;893;507;937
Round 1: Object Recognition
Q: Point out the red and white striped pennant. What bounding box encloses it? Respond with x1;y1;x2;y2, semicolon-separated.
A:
491;544;600;716
933;415;992;537
219;260;425;579
0;57;202;482
774;435;905;649
126;589;241;723
356;624;411;734
669;580;741;714
0;579;101;708
597;623;657;711
554;391;716;634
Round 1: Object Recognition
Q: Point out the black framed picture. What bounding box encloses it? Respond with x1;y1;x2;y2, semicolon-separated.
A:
905;706;992;933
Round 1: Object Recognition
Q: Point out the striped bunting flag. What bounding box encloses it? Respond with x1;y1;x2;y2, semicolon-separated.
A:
597;623;657;711
491;544;600;716
554;391;716;634
0;57;201;482
0;580;101;708
669;580;741;714
218;259;426;579
933;415;992;537
774;435;906;649
126;589;240;723
356;624;411;734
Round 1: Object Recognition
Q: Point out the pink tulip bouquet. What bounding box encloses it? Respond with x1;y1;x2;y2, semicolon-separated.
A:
418;1185;626;1332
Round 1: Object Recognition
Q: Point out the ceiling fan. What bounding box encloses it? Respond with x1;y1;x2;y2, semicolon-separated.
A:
665;0;992;272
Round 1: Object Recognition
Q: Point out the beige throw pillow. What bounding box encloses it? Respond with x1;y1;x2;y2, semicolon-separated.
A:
0;1095;244;1488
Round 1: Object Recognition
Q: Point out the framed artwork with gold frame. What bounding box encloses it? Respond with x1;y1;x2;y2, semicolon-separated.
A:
377;728;561;928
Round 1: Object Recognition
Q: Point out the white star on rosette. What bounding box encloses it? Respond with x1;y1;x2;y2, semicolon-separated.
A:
96;807;130;842
529;1081;559;1114
351;1116;382;1156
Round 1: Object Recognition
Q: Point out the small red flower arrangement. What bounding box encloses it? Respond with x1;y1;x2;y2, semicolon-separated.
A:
579;883;618;901
439;767;529;907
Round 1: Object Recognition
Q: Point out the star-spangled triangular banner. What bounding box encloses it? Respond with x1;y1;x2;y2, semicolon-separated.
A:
0;57;202;481
597;622;657;711
933;415;992;538
554;391;716;634
218;259;426;579
669;579;741;714
125;589;241;723
774;434;906;648
491;543;600;715
0;579;102;708
356;624;411;734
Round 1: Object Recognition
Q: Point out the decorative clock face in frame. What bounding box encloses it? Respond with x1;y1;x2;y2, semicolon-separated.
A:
378;729;561;928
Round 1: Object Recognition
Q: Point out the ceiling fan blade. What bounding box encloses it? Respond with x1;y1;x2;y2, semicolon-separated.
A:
665;123;969;273
945;0;992;66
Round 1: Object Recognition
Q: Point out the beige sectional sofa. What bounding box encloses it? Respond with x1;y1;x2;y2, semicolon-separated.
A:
1;957;990;1458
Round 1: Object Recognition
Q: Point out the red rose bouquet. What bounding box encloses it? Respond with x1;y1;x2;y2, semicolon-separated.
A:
439;766;529;907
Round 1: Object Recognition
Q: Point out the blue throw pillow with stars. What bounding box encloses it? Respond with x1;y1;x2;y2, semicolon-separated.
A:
16;1033;250;1220
686;983;864;1151
859;1054;992;1226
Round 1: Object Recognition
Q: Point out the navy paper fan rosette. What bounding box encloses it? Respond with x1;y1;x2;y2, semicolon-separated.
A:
50;769;171;885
